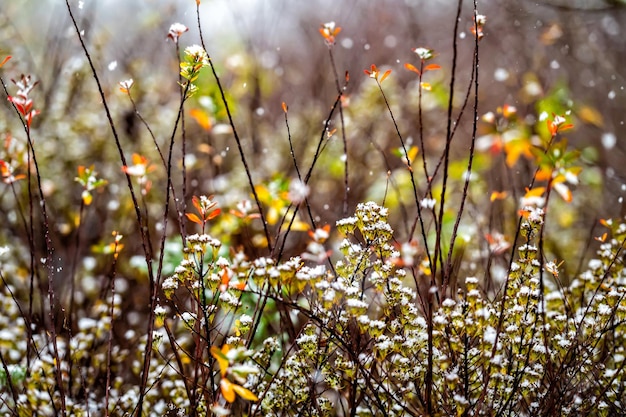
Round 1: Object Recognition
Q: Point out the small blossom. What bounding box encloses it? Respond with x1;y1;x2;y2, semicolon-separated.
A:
167;23;189;43
420;198;436;209
119;78;134;93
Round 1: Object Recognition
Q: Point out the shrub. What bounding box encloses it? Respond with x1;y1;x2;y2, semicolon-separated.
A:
0;1;623;416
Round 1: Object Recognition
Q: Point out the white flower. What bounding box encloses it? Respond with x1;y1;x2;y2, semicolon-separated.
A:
288;178;310;205
184;44;209;66
413;47;434;60
119;78;134;91
420;198;436;209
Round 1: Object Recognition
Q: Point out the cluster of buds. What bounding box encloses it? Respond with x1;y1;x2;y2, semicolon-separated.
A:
319;21;341;46
7;74;40;129
471;14;486;41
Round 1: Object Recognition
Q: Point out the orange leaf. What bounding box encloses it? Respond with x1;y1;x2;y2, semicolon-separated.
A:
535;167;552;182
547;119;557;137
424;64;441;71
185;212;203;225
558;123;574;133
490;191;508;201
404;63;420;75
282;102;288;113
380;69;392;83
503;139;533;167
131;153;146;166
232;281;246;291
220;267;230;288
595;232;607;243
189;108;212;131
220;378;236;403
0;55;11;68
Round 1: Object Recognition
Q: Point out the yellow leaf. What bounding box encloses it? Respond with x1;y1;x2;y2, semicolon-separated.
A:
255;185;270;203
406;146;419;164
577;105;603;127
232;384;259;401
282;220;310;232
524;187;545;199
420;82;431;91
82;190;93;206
210;345;230;377
504;139;533;167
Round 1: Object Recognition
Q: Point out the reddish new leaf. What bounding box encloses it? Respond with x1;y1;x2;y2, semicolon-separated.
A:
404;63;420;76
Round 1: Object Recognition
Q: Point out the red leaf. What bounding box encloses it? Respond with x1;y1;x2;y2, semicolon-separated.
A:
207;208;221;220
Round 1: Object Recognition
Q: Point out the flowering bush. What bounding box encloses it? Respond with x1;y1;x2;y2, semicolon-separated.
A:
0;1;624;416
